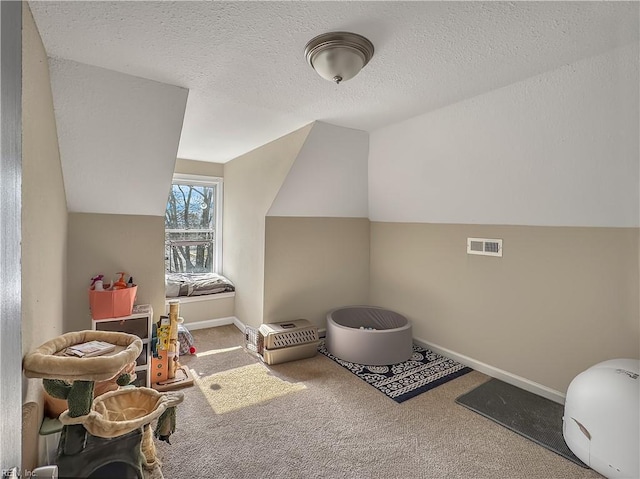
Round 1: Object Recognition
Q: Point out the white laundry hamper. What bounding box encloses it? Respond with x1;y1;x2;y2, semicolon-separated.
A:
563;359;639;479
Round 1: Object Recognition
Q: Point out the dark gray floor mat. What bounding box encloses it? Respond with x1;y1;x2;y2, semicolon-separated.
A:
455;378;587;468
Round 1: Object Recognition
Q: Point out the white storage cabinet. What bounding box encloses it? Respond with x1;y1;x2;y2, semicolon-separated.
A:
91;304;153;388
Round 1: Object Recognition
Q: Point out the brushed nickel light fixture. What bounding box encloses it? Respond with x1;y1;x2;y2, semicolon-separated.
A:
304;32;374;84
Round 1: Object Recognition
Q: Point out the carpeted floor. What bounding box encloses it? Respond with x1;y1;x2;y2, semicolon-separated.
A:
156;325;603;479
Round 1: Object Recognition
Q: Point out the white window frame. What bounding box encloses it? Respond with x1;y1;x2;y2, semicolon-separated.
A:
166;173;223;274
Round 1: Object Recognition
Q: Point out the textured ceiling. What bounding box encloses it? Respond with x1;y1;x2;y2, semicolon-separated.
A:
30;1;639;163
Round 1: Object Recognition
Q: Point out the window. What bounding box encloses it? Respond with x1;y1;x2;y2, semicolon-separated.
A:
165;174;222;274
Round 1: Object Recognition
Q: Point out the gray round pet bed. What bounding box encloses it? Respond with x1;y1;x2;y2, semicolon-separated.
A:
325;306;413;366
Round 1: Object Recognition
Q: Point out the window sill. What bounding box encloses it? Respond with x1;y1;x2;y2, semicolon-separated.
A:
164;292;235;304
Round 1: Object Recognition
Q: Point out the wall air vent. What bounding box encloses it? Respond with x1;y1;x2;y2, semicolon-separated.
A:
467;238;503;257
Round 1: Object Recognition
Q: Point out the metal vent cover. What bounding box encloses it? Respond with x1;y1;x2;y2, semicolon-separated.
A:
467;238;503;257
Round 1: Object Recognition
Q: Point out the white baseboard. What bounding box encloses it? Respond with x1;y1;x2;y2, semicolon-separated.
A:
232;317;245;332
184;316;245;333
413;336;566;404
184;316;237;331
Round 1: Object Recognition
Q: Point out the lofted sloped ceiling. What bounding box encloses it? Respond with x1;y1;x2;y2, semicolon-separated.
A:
30;1;638;166
28;2;639;216
48;58;188;215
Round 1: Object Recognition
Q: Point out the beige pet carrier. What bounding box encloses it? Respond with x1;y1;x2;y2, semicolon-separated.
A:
244;319;319;365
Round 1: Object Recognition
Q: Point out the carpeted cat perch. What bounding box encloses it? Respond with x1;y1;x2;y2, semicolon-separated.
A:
23;330;184;479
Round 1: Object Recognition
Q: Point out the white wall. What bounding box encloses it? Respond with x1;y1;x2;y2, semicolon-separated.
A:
174;158;224;178
367;43;640;395
263;123;370;328
22;5;67;355
369;43;639;227
268;122;369;218
49;58;188;216
223;125;312;327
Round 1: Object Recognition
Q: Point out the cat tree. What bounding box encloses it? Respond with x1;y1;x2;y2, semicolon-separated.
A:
23;330;184;478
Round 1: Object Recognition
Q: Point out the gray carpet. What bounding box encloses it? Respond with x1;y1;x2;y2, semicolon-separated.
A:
156;326;601;478
455;379;587;468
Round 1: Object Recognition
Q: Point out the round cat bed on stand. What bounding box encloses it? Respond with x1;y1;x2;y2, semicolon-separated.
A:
24;330;142;381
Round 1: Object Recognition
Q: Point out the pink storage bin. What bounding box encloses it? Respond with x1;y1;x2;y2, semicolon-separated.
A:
89;286;137;319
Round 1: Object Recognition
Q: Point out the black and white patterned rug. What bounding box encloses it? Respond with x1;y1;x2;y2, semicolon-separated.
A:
319;343;472;403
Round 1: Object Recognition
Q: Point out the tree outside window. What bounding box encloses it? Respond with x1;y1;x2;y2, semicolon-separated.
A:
165;182;216;273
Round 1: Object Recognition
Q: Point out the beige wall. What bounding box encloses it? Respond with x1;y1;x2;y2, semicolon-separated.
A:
66;213;165;332
370;222;639;393
264;217;370;328
223;124;312;326
174;158;224;177
22;5;68;354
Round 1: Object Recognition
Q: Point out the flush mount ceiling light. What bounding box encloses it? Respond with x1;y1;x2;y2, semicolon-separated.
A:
304;32;374;84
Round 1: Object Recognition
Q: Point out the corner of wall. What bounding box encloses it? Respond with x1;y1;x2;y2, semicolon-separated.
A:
268;121;369;218
22;3;68;354
262;122;371;327
222;124;312;326
174;158;224;177
366;45;640;392
263;216;370;328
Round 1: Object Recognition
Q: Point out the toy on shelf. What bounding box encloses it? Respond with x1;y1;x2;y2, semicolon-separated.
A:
90;275;104;291
23;330;184;478
112;272;128;290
